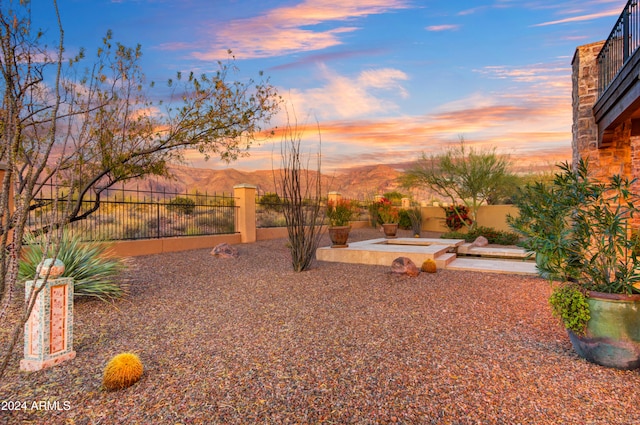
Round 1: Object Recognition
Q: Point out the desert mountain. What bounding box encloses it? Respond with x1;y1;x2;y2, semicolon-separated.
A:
130;163;406;200
126;150;566;202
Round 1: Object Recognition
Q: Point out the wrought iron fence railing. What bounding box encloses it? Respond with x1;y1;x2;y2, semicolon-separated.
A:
597;0;640;97
254;192;374;228
28;184;237;241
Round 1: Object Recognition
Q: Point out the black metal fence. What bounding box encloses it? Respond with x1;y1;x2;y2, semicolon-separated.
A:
28;184;237;241
598;0;640;96
254;192;374;228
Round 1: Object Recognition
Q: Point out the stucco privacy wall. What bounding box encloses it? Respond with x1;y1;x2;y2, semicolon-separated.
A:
572;41;640;189
420;205;518;233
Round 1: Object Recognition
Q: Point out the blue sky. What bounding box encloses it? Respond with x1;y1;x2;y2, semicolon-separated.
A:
38;0;625;172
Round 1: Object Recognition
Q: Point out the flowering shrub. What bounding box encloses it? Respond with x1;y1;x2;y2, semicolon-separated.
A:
326;199;357;226
376;198;399;224
444;204;472;231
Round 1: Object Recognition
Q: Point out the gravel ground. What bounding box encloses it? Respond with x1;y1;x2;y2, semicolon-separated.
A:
2;228;640;424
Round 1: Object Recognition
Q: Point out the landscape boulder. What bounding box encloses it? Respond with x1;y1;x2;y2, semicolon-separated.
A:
470;236;489;248
211;243;239;259
391;257;420;277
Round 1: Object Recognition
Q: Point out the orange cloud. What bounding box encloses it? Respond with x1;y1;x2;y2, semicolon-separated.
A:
185;58;574;173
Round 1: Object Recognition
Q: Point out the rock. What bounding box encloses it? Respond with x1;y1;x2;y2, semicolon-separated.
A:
391;257;420;277
470;236;489;248
211;243;239;259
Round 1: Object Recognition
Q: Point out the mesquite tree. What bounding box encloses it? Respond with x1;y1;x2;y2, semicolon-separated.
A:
400;139;514;231
0;0;279;380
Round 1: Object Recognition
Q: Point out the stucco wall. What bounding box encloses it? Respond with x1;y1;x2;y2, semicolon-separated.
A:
421;205;518;233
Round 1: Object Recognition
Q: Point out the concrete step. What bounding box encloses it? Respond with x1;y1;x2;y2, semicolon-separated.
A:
434;252;457;268
446;257;538;275
457;243;534;259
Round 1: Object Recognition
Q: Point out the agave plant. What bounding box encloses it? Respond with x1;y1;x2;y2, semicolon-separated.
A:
19;231;128;301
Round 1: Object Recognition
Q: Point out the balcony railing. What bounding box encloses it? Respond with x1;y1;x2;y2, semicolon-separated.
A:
597;0;640;97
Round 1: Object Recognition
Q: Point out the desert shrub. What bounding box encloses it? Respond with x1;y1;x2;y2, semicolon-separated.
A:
398;209;413;230
259;192;284;213
167;196;196;215
258;210;287;227
367;202;380;226
443;204;473;231
441;226;520;245
19;231;128;300
103;352;144;391
214;214;235;233
123;222;148;239
407;207;422;236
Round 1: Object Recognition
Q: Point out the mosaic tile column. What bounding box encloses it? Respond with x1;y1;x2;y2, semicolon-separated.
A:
20;277;76;372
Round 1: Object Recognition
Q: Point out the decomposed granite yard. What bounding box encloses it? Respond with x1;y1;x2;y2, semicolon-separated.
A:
1;228;640;424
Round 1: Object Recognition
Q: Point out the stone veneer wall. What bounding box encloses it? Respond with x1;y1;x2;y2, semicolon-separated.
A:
572;41;639;185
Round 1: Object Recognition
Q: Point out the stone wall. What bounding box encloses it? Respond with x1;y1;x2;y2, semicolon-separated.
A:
572;41;637;183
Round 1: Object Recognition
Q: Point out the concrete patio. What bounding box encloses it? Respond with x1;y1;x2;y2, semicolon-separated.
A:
316;237;538;275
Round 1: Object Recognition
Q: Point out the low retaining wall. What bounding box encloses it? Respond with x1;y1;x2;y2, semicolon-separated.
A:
257;220;370;241
108;221;372;257
106;234;242;257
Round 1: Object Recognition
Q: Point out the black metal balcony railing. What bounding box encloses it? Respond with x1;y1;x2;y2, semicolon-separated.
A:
597;0;640;97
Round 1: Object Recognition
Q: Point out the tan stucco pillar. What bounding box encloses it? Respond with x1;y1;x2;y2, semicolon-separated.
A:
328;191;342;204
233;184;257;243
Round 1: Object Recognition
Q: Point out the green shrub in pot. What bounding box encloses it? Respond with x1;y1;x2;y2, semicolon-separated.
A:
509;159;640;369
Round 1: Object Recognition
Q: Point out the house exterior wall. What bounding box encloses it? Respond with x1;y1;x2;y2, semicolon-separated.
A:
572;41;638;184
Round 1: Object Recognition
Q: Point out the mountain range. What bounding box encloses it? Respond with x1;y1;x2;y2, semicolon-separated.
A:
129;151;568;202
133;163;407;201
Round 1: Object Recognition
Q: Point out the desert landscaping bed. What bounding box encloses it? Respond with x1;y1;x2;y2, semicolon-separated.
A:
2;228;640;424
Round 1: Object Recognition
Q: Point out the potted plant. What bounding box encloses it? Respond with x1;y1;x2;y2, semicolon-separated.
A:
376;197;400;238
509;159;640;369
326;199;357;248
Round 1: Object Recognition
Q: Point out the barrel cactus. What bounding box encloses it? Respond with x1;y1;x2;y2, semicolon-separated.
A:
421;258;437;273
103;352;143;390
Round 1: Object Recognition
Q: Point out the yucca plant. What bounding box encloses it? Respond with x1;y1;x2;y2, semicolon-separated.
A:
19;231;128;301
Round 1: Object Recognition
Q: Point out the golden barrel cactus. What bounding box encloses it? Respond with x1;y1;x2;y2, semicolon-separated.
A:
103;352;143;390
421;258;437;273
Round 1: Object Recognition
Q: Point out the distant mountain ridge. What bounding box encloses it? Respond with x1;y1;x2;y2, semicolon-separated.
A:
129;163;405;200
127;151;569;201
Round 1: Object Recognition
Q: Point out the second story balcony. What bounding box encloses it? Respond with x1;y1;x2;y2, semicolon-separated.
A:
593;0;640;145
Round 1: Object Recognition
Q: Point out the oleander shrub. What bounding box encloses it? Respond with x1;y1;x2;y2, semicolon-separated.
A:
103;352;144;391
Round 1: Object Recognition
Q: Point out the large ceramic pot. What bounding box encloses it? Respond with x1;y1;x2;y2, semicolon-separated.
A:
567;291;640;370
328;225;351;248
382;223;398;238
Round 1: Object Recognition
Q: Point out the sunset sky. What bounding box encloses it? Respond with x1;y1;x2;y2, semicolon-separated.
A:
39;0;625;172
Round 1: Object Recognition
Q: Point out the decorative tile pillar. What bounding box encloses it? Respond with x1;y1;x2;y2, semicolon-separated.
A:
20;277;76;372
